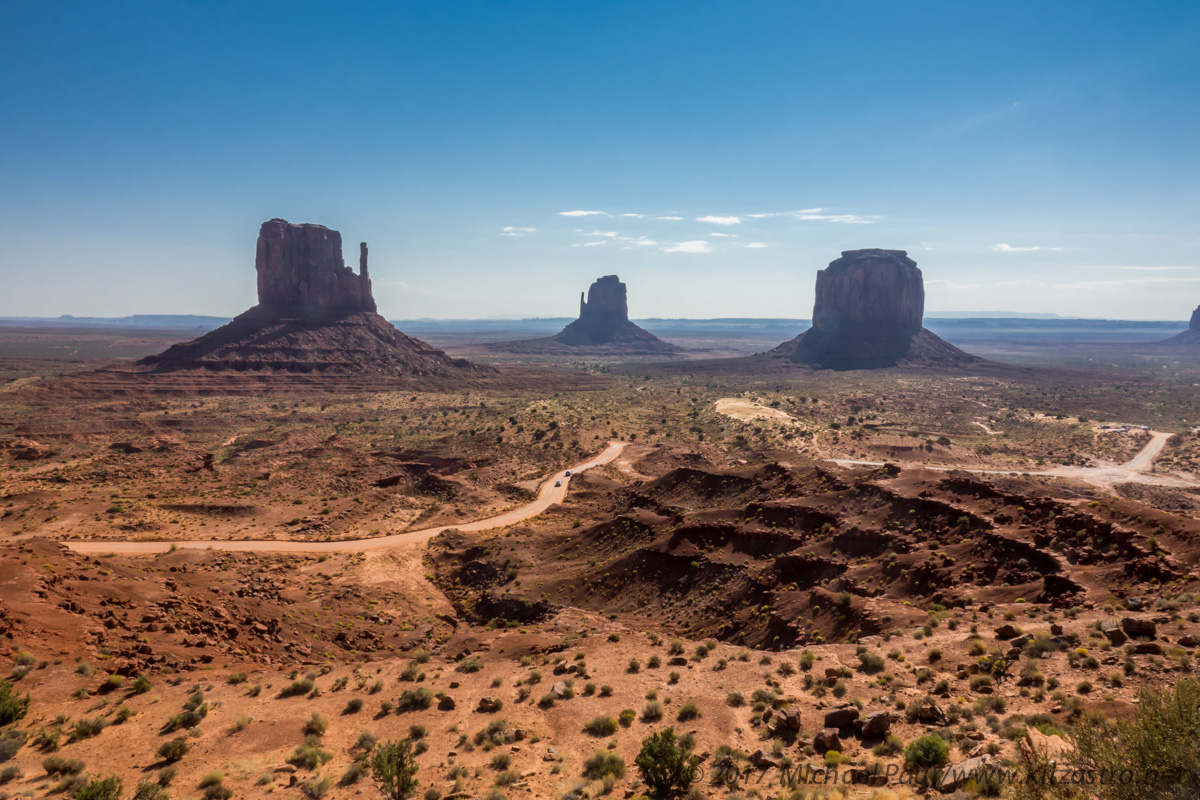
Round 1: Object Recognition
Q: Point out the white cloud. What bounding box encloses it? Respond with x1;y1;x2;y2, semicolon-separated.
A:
746;242;768;249
926;279;981;290
710;232;738;238
585;230;618;238
696;215;741;226
500;226;536;237
619;213;645;218
559;210;607;217
662;240;713;254
656;216;684;221
991;243;1041;252
747;209;874;223
996;279;1046;287
1053;276;1200;289
571;240;608;248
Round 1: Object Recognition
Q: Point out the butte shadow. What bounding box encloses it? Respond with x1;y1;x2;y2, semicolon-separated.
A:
485;275;683;357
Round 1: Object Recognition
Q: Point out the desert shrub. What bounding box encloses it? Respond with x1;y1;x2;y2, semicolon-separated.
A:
305;711;330;736
73;775;122;800
99;674;124;693
583;751;626;780
904;734;949;769
676;702;701;721
44;756;86;775
398;688;433;712
873;734;904;756
69;716;108;741
301;775;332;799
288;743;333;770
227;672;248;685
371;739;420;800
132;676;152;694
642;700;664;722
857;652;885;673
490;753;511;770
584;716;618;736
199;770;224;787
158;737;188;762
0;679;30;725
281;677;315;697
619;709;637;727
494;769;520;786
0;729;23;762
456;657;483;674
636;727;698;799
346;698;364;714
203;787;233;800
0;765;23;784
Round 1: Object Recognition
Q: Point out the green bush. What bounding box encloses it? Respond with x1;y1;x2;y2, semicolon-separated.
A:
0;679;30;725
73;775;123;800
904;734;949;769
371;739;420;800
288;743;333;771
857;652;886;673
584;716;618;736
583;751;626;780
635;728;699;799
397;688;433;712
157;738;188;763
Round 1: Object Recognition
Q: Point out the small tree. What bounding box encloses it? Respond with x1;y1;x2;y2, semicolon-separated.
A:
0;679;30;726
371;739;419;800
635;727;699;798
73;775;122;800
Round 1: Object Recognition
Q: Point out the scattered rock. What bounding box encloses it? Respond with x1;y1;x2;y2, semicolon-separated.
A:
476;697;503;713
860;710;892;738
939;755;999;792
1100;621;1127;646
813;728;841;753
994;624;1022;639
1121;617;1157;638
824;706;860;730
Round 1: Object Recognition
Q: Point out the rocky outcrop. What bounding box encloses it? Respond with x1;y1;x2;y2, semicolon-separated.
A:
252;219;375;320
139;219;488;377
1160;305;1200;345
488;275;681;356
770;249;980;370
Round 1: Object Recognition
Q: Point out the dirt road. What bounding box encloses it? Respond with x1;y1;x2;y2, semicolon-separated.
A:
830;430;1193;489
62;441;628;555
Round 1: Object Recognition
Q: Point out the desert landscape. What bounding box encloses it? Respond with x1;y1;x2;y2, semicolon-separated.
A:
4;4;1200;800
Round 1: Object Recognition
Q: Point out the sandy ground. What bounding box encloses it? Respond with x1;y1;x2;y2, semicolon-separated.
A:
61;441;628;555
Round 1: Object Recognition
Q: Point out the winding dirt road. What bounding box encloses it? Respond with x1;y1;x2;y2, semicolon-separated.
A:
62;441;629;555
829;431;1191;488
712;397;1191;490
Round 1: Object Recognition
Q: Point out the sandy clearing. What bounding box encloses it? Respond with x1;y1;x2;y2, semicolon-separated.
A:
714;397;795;422
829;430;1193;489
61;441;628;555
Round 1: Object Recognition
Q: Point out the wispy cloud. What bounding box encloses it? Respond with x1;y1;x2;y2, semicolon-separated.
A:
662;240;712;254
696;215;741;226
991;243;1041;252
1053;276;1200;289
500;226;536;237
571;240;608;248
559;210;607;217
619;213;645;218
1122;266;1193;271
996;279;1046;287
585;230;618;238
657;216;684;221
747;209;875;223
926;279;981;290
746;242;768;249
710;232;738;238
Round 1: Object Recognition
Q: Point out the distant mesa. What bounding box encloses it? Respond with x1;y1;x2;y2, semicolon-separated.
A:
488;275;682;356
1160;305;1200;345
770;249;980;370
139;219;487;376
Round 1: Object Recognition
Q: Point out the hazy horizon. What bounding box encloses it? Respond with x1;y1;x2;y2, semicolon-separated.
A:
3;1;1198;320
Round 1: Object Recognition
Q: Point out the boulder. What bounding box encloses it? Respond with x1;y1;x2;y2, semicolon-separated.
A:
824;705;860;730
774;705;802;732
1121;617;1157;638
994;624;1022;639
1179;635;1199;648
860;710;892;738
939;755;999;792
1100;621;1127;645
813;728;841;753
749;750;783;769
1020;729;1071;765
476;697;503;713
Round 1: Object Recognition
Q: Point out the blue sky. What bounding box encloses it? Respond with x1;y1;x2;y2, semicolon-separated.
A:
2;1;1198;320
